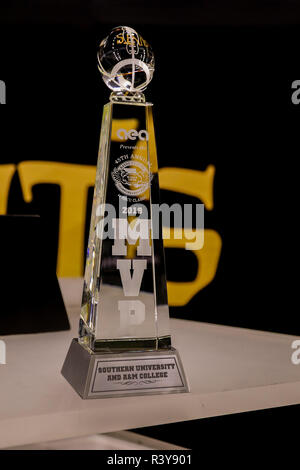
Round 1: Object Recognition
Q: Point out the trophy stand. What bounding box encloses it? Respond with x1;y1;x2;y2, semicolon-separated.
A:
62;26;189;399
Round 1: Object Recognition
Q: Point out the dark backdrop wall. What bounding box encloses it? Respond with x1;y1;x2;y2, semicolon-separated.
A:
0;2;299;335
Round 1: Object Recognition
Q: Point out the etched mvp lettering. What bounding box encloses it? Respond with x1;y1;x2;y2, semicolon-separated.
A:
112;217;150;329
61;26;190;399
117;128;149;141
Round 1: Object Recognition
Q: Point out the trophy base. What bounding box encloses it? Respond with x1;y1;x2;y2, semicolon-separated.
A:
61;338;189;399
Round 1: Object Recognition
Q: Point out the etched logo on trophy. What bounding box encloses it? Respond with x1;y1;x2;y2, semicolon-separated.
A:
111;158;152;197
117;128;149;141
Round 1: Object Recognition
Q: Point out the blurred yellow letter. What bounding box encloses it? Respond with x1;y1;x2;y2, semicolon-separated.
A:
18;161;96;276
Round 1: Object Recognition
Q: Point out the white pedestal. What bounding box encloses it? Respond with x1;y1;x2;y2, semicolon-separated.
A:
0;278;299;449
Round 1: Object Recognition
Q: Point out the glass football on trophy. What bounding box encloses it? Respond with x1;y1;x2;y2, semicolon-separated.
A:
62;26;189;398
97;26;154;92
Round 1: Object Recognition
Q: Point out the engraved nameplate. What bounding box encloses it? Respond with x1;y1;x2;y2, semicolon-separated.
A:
88;353;186;397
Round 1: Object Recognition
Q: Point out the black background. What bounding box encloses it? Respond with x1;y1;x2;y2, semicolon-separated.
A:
0;1;299;453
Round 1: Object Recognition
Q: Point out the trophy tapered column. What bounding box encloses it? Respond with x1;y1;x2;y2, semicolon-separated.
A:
79;99;171;352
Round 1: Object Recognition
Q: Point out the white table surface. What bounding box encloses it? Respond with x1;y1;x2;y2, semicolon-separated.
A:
0;278;299;449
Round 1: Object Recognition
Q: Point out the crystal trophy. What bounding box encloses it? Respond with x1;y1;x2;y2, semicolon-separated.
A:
62;26;189;398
